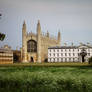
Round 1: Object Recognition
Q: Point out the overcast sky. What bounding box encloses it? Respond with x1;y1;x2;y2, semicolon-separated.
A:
0;0;92;49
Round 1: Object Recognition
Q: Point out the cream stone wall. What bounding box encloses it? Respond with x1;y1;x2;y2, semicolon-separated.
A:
22;20;61;63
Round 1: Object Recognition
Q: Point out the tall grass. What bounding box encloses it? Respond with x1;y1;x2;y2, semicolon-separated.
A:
0;66;92;92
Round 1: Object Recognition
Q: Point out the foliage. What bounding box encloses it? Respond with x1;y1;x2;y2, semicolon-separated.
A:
0;13;2;16
0;33;5;41
0;66;92;92
88;57;92;64
13;54;19;62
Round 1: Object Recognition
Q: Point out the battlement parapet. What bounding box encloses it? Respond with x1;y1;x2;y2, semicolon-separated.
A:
41;32;57;40
27;32;36;37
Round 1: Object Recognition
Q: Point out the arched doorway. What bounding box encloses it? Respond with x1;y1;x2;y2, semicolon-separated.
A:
30;56;34;62
80;48;87;63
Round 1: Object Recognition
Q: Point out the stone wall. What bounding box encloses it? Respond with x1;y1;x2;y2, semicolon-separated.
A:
21;20;61;62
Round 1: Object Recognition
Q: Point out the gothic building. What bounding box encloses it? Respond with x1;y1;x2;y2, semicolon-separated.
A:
21;20;61;63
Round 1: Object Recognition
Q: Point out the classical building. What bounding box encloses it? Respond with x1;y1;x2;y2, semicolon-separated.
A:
0;45;13;64
21;20;61;63
48;44;92;63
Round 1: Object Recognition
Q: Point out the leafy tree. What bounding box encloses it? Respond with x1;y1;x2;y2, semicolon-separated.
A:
0;13;2;19
0;13;2;16
0;14;5;41
88;57;92;64
0;33;5;41
13;54;19;63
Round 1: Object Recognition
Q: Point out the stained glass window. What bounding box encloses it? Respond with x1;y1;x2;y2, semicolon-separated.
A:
27;40;37;52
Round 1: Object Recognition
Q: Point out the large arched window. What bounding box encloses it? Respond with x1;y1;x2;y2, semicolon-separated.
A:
27;40;37;52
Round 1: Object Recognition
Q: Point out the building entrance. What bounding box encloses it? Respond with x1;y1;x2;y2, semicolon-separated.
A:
80;48;87;63
30;57;34;62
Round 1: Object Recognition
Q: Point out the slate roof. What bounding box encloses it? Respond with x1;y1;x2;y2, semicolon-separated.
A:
48;46;78;49
48;45;92;49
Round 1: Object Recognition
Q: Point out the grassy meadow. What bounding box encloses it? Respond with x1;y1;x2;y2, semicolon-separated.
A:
0;63;92;92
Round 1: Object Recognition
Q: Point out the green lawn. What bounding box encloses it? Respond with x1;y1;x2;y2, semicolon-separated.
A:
0;62;91;67
0;63;92;92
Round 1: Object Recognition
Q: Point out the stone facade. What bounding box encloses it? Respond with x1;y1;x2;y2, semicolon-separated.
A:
21;20;61;63
0;45;13;64
48;44;92;63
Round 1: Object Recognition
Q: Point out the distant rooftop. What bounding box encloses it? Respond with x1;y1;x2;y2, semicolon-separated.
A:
48;44;92;49
0;45;12;53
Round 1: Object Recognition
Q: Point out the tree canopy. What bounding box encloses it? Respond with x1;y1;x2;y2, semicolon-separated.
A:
88;57;92;64
0;33;5;41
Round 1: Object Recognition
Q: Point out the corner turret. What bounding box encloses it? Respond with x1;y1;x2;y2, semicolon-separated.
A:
22;20;27;62
37;20;41;63
58;30;61;46
47;30;49;37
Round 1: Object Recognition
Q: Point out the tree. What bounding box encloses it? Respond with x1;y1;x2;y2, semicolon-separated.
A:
13;54;19;63
88;57;92;64
0;13;2;19
0;33;5;41
0;13;2;16
0;13;5;41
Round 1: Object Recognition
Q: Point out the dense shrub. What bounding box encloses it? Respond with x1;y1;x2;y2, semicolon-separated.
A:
88;57;92;64
0;66;92;92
